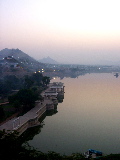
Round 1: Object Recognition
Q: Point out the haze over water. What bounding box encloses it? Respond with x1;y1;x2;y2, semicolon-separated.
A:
28;73;120;155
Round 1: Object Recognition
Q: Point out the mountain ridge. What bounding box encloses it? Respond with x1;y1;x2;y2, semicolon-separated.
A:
38;56;59;64
0;48;45;71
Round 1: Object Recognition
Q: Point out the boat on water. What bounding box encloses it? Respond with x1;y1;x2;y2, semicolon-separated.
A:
84;149;102;159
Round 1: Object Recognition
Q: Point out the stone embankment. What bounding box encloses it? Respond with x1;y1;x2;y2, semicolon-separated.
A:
0;82;65;135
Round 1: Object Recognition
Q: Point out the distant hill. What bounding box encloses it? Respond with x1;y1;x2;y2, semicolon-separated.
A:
38;56;59;64
0;48;36;63
0;48;45;71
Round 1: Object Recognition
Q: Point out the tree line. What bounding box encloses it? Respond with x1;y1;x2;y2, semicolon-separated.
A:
0;72;50;96
0;72;50;121
0;130;120;160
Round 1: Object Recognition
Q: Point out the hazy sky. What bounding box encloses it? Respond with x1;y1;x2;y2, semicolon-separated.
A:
1;0;120;64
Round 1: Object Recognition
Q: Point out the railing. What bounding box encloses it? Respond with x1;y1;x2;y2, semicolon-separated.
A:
13;105;46;134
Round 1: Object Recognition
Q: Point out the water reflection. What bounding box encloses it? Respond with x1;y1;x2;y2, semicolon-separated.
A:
46;104;58;116
114;73;119;78
21;110;58;143
27;73;120;155
20;114;46;142
21;93;64;143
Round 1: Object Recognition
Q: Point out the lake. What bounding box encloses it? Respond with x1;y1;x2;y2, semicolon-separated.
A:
27;73;120;155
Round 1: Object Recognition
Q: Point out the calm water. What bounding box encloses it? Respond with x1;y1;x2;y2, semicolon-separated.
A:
28;73;120;155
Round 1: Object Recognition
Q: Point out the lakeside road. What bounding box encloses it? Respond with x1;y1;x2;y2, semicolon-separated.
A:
0;82;64;134
0;101;41;131
0;99;53;132
0;84;53;133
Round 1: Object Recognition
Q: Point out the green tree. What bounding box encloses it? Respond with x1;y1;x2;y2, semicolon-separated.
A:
42;76;50;86
24;75;34;89
4;75;19;90
8;89;39;111
0;130;47;160
0;80;11;95
32;72;43;86
13;100;21;112
0;130;20;160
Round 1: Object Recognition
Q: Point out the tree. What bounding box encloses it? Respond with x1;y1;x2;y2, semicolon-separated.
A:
0;80;11;95
0;130;20;160
24;75;34;89
0;130;48;160
32;72;43;86
42;76;50;86
13;100;21;111
8;89;39;111
4;75;19;90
